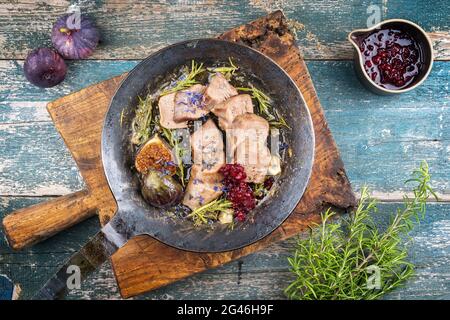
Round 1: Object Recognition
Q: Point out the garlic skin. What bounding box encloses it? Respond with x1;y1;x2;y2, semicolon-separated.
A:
218;210;234;224
267;155;281;176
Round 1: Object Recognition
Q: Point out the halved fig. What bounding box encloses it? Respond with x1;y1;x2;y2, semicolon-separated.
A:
141;170;183;208
135;134;176;175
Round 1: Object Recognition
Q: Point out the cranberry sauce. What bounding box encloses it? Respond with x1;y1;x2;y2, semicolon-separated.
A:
220;164;256;222
355;29;423;90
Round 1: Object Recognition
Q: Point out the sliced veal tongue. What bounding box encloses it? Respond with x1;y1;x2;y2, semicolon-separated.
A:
203;72;238;107
173;84;208;122
211;93;254;130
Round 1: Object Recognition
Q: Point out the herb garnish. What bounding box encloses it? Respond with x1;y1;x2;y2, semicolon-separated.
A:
187;198;233;227
207;57;238;80
161;127;187;186
285;161;436;300
237;85;273;118
237;86;290;129
161;60;205;96
269;110;291;130
131;94;153;145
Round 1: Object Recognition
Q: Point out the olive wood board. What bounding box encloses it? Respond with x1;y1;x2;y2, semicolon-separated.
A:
2;11;356;298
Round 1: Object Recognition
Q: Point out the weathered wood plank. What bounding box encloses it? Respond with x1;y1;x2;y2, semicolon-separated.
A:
1;60;448;197
288;0;450;60
0;1;448;301
0;1;448;60
0;60;135;124
0;123;85;195
2;198;447;299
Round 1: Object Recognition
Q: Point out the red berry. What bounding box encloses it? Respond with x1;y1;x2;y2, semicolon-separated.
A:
372;55;381;65
371;72;377;81
220;164;256;219
236;211;246;222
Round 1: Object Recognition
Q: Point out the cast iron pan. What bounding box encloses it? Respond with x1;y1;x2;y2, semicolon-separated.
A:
101;39;315;253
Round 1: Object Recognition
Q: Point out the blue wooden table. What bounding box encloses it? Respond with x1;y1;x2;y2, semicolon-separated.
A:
0;1;449;300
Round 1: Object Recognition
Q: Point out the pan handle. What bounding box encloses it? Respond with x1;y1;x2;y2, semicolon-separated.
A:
34;228;118;299
2;190;97;250
34;217;127;300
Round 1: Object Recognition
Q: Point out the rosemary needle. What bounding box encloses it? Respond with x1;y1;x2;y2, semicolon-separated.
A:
207;57;239;79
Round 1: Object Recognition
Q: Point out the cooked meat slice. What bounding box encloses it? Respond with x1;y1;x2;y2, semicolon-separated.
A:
183;120;225;209
204;73;238;108
191;119;225;173
237;145;272;183
230;113;272;183
173;84;208;122
158;93;188;129
182;164;223;210
211;94;253;130
231;113;269;150
232;112;269;135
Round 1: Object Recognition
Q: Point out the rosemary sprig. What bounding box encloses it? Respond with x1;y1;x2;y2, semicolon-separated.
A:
208;57;238;79
269;114;291;130
161;60;205;96
187;198;232;227
131;94;153;145
238;86;290;129
237;85;274;119
161;127;186;186
285;161;436;300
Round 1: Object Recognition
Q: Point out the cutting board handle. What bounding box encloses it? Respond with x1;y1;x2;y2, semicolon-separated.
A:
2;190;97;250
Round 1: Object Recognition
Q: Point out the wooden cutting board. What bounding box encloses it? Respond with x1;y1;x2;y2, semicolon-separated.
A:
4;11;357;298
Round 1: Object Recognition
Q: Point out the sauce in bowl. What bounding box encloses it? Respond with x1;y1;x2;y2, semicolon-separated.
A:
355;28;423;90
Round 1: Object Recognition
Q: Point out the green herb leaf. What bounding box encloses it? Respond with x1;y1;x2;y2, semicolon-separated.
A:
120;109;125;127
161;60;205;96
187;199;232;227
237;86;290;129
131;94;153;146
207;57;238;80
285;160;436;300
269;114;291;130
252;182;265;198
